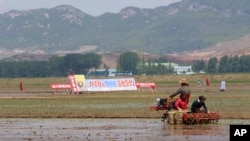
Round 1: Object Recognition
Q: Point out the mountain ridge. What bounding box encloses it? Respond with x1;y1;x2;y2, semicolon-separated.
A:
0;0;250;62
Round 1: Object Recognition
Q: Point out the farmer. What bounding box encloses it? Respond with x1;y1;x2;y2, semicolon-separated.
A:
157;78;191;108
191;95;208;113
174;94;188;111
169;78;191;104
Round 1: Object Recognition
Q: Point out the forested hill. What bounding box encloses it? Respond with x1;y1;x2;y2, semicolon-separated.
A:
0;0;250;56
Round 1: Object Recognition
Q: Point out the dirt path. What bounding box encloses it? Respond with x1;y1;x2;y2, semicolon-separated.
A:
1;118;248;141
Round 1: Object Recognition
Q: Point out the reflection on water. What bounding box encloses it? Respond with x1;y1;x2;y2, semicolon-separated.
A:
165;124;227;136
0;118;249;141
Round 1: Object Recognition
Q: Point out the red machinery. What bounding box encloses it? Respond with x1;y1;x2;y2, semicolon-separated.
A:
150;98;220;124
182;112;220;124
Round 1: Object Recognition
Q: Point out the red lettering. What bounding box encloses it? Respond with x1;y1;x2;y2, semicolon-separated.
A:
89;80;104;87
118;79;135;87
136;83;156;88
51;84;71;89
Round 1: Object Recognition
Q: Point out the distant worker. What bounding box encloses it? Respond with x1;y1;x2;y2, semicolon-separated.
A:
169;78;191;104
174;94;188;111
205;77;210;87
191;96;208;113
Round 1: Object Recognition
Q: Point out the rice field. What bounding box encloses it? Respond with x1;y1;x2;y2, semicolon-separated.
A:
0;73;250;119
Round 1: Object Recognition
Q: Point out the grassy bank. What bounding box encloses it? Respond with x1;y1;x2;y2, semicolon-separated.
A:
0;73;250;119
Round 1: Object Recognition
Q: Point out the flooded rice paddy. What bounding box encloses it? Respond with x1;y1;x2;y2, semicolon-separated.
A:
1;118;249;141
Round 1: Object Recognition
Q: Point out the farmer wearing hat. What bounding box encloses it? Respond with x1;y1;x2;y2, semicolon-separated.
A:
157;78;191;108
169;78;191;104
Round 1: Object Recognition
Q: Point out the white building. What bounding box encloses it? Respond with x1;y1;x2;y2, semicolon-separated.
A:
174;65;195;75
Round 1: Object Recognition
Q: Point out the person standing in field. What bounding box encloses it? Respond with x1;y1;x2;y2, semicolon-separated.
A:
205;77;210;87
169;78;191;105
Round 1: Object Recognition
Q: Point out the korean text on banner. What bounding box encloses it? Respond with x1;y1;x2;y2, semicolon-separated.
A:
86;78;137;91
136;83;156;89
50;84;71;89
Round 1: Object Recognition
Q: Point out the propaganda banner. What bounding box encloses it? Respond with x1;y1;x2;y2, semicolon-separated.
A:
86;78;137;91
136;82;156;89
74;74;87;92
50;84;71;89
68;74;78;93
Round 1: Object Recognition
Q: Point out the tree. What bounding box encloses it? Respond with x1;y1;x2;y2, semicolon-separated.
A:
192;60;206;72
206;57;218;73
82;53;102;74
231;55;240;72
63;53;83;74
137;55;145;75
48;56;65;76
62;53;102;75
119;51;139;74
218;55;229;73
239;55;250;72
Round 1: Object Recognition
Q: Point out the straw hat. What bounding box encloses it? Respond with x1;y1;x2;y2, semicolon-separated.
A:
179;78;188;84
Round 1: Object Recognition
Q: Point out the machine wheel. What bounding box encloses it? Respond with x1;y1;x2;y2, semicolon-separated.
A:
161;112;169;123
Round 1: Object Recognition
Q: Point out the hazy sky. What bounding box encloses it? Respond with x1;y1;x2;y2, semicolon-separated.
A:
0;0;181;16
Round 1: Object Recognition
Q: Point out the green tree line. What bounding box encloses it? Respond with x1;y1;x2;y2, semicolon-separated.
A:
1;52;249;78
0;51;174;77
192;55;250;73
0;53;101;77
118;51;173;75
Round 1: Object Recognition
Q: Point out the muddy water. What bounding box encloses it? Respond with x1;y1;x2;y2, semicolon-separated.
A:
0;118;249;141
